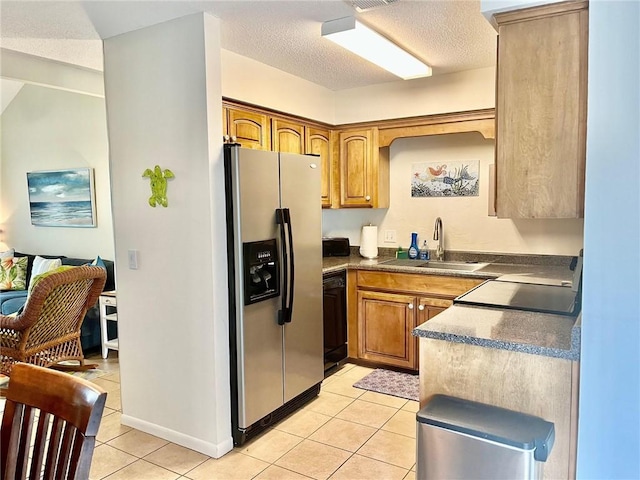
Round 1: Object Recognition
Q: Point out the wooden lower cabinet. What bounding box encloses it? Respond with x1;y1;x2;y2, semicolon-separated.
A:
418;297;453;322
358;291;417;369
357;291;454;370
350;271;483;371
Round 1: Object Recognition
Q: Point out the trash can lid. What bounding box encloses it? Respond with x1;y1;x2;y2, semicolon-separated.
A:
417;395;555;462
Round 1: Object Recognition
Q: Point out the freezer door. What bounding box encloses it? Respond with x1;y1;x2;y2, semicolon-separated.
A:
279;152;324;402
228;146;284;428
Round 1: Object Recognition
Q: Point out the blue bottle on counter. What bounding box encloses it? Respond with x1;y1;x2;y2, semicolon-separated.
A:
408;232;419;259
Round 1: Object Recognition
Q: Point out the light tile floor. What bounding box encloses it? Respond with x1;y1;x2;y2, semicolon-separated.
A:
0;355;418;480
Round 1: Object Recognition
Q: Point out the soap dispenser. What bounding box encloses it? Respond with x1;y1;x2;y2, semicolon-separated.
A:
408;232;419;259
419;240;430;260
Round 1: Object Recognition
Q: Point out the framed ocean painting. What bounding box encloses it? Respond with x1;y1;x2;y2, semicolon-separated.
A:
27;168;97;227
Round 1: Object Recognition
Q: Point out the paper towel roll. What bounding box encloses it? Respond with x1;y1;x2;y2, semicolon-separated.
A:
359;225;378;259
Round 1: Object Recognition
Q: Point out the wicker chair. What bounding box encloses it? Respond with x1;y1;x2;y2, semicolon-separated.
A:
0;266;107;376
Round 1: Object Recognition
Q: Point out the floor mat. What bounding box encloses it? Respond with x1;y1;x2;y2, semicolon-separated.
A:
353;368;419;402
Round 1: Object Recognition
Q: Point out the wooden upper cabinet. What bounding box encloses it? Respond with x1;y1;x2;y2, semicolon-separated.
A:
494;0;588;218
306;127;333;208
223;99;493;210
340;129;372;207
272;119;305;154
226;107;271;150
338;128;389;208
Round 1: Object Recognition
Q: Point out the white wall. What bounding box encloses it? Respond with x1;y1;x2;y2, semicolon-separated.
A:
578;1;639;477
1;78;24;114
220;52;495;126
103;13;231;457
480;0;559;23
0;83;114;259
322;133;583;255
221;49;335;124
334;66;495;124
0;47;104;97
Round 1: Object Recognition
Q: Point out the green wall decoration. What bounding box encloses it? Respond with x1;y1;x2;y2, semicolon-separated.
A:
142;165;175;208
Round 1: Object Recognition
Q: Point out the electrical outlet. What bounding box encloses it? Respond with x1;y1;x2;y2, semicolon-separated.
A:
384;229;397;243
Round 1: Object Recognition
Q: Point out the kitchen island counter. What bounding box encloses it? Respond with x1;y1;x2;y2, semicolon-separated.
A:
415;308;580;480
330;251;581;479
413;305;581;360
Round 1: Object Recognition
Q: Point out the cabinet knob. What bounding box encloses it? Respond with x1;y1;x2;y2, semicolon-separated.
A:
418;305;425;311
365;195;371;201
408;303;414;310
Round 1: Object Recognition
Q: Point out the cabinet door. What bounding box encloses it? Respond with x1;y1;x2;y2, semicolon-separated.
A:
418;297;453;321
415;297;453;369
273;119;304;154
339;129;374;208
306;127;332;208
495;2;587;218
358;290;416;369
227;108;271;150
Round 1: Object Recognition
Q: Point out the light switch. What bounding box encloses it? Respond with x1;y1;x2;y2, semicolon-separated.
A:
128;250;139;270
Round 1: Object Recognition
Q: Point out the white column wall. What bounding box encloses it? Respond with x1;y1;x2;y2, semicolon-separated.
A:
578;1;640;477
103;13;231;457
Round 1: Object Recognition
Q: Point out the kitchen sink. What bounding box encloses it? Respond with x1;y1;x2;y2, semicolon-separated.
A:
380;258;489;272
419;261;489;272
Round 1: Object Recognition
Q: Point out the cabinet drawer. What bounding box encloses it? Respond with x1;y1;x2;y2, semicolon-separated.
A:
356;271;483;297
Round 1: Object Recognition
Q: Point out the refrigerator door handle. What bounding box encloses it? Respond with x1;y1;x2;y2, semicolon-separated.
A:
276;208;289;325
283;208;295;323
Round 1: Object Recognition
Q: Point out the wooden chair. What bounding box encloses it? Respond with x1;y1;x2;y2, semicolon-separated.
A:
1;362;107;479
0;266;107;376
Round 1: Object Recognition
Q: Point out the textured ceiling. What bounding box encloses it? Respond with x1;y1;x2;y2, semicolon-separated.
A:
0;0;497;91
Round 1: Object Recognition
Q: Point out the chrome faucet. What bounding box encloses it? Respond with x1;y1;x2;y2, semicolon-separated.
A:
433;217;444;261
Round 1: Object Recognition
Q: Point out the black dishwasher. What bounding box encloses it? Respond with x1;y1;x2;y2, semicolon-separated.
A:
323;270;347;372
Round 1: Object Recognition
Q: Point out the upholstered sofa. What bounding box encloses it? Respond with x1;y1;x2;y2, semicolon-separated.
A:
0;252;115;352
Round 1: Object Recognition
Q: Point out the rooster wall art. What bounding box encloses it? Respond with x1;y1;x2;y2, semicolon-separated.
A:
411;161;480;197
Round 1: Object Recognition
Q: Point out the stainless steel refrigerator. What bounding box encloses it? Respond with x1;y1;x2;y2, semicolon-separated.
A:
223;144;323;446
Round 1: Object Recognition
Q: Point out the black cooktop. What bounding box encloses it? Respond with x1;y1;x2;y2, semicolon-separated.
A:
454;280;580;316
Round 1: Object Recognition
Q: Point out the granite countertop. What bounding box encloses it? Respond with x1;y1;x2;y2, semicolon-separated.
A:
322;253;574;284
323;251;581;360
413;305;581;360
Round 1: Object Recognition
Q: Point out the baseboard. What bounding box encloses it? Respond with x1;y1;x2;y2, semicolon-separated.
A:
120;414;234;458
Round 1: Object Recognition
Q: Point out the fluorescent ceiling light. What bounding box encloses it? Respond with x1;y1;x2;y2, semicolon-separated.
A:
321;16;432;80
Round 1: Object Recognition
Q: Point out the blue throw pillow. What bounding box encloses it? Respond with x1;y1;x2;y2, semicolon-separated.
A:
86;256;106;270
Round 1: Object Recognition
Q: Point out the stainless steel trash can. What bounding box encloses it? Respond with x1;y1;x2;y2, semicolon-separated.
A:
416;395;555;480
